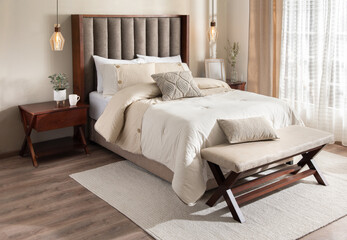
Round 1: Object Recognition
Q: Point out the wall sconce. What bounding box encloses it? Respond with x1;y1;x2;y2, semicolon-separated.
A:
207;0;218;43
50;0;65;51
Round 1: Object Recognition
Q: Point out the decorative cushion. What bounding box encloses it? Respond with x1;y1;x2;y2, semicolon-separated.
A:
151;71;203;101
93;55;144;93
218;117;279;144
137;54;182;63
115;63;156;90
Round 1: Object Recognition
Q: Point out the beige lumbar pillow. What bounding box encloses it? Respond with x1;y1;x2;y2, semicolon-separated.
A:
218;117;279;144
155;62;185;74
115;63;155;90
151;71;203;101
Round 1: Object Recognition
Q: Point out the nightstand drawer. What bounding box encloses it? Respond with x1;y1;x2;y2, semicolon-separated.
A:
34;108;87;131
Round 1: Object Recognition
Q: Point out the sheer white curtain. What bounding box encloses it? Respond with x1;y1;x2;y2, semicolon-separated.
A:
279;0;347;144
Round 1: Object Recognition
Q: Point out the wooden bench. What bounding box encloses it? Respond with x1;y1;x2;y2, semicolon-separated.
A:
201;125;334;223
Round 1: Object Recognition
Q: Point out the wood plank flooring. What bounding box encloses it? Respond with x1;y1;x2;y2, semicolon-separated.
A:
0;143;346;240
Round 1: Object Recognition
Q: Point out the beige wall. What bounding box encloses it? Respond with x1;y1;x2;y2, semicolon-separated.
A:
0;0;221;154
226;0;249;83
0;0;238;155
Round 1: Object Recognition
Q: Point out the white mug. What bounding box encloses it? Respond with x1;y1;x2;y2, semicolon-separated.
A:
69;94;80;106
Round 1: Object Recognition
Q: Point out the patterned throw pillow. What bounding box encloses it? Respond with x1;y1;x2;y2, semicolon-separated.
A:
151;71;203;101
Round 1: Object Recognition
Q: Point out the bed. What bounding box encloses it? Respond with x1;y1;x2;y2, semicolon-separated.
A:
71;14;302;205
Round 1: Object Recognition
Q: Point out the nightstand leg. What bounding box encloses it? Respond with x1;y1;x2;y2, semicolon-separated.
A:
78;126;89;154
19;112;38;167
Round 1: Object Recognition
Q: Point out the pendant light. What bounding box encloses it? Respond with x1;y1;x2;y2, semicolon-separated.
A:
50;0;65;51
207;0;218;43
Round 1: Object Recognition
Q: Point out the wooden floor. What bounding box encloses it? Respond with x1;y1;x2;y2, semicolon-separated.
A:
0;143;346;240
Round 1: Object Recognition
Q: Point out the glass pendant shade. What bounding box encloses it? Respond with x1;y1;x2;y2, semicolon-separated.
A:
50;24;65;51
208;21;218;43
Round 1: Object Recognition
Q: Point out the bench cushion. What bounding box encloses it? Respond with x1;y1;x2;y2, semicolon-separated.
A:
201;126;334;173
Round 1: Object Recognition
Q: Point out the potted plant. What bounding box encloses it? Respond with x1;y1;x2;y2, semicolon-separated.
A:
225;40;240;83
48;73;69;102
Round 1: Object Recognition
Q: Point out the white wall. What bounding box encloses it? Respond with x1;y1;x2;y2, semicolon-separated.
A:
0;0;215;154
226;0;249;82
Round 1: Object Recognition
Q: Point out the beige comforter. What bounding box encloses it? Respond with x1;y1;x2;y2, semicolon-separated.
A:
95;79;230;154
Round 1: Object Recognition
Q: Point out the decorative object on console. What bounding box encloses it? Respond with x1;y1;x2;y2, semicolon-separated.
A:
69;94;80;106
205;58;226;81
227;81;246;91
207;0;218;43
49;73;69;105
225;40;239;83
50;0;65;51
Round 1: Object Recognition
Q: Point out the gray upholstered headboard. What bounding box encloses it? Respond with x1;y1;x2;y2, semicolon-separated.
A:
71;15;190;103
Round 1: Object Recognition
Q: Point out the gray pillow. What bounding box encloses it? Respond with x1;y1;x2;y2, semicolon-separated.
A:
151;71;203;101
218;117;279;144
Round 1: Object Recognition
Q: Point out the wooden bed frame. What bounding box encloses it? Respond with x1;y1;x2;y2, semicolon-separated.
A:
70;14;196;185
71;14;189;103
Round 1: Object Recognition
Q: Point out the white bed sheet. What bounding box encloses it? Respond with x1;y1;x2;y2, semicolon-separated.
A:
89;91;112;120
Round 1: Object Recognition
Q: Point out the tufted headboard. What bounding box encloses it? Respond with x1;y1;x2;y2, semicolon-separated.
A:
71;14;190;103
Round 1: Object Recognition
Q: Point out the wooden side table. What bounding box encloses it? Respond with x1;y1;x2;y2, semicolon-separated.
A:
227;81;246;91
18;101;89;167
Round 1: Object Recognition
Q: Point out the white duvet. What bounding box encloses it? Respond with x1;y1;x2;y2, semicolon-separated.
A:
141;90;303;204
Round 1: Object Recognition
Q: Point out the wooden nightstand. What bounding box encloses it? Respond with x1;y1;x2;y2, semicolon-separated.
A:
18;101;89;167
227;81;246;90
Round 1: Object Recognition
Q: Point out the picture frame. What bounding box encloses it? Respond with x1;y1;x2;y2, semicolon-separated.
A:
205;58;226;81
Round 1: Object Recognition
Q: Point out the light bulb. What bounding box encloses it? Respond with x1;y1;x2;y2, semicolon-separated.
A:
207;21;218;43
50;24;65;51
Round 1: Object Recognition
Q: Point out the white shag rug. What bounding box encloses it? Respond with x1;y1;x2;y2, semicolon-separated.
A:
70;151;347;240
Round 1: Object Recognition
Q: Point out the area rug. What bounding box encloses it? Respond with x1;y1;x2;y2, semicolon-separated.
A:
70;151;347;240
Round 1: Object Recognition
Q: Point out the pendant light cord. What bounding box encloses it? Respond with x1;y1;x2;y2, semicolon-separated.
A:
56;0;59;26
212;0;214;22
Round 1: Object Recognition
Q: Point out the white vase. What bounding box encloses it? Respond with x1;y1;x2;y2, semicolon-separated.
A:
53;89;66;102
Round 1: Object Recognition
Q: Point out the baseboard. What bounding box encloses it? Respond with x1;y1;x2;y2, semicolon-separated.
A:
0;150;19;159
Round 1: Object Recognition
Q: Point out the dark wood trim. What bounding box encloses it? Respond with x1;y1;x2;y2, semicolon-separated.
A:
71;14;188;18
72;15;85;103
0;151;18;160
227;81;246;91
236;169;316;205
181;15;190;65
18;101;89;167
206;145;328;223
71;14;190;104
232;165;301;195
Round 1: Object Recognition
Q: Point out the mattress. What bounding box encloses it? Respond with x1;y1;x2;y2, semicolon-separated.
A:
89;91;112;120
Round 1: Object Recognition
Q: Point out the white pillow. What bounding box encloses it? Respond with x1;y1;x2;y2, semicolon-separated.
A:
101;64;118;96
93;55;144;93
136;54;182;63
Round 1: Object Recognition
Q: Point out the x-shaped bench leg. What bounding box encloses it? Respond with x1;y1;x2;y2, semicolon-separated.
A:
207;162;245;223
295;146;328;186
